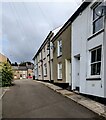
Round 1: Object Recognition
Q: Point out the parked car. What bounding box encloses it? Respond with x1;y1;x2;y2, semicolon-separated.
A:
27;76;32;79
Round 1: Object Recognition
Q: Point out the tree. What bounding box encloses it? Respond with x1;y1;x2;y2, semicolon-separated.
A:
19;61;26;66
14;62;18;66
0;62;13;87
11;62;18;66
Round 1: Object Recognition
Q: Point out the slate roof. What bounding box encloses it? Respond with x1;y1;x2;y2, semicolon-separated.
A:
18;66;27;70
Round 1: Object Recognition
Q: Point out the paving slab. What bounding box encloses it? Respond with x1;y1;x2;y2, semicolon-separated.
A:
47;84;63;91
65;93;106;117
36;81;63;91
56;89;74;95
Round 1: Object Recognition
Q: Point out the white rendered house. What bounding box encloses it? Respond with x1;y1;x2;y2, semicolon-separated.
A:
71;1;106;98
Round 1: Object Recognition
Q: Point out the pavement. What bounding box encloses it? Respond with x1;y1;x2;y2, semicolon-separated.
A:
0;87;10;100
36;80;106;118
0;87;10;119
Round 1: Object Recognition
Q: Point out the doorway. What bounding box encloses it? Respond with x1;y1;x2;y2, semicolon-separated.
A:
65;59;71;83
74;55;80;91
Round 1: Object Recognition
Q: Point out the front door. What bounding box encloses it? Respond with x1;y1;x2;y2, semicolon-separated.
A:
75;56;80;91
65;59;71;83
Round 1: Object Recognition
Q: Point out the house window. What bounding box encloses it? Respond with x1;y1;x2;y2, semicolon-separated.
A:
58;63;62;79
39;66;41;76
44;63;47;76
47;42;50;56
39;53;42;61
47;49;49;56
90;47;101;76
35;67;38;77
43;47;46;58
57;40;62;56
92;3;104;34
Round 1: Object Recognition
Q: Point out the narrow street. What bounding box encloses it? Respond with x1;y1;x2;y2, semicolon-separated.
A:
2;79;103;119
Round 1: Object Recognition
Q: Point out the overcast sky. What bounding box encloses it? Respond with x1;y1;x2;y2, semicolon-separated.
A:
1;0;82;63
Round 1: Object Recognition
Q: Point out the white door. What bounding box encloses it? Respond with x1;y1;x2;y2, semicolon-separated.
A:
65;59;71;83
51;60;53;80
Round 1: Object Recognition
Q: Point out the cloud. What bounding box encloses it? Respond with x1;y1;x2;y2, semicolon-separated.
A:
1;1;81;63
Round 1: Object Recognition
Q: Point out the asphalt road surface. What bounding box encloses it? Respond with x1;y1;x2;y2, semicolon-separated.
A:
2;79;104;119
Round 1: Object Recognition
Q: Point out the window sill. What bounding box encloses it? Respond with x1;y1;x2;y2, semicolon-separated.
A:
44;75;47;77
57;79;62;81
57;55;62;58
43;57;46;60
87;29;104;41
47;54;50;57
86;77;101;81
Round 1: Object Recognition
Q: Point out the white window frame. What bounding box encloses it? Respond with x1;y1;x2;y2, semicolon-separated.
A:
57;63;62;79
35;66;38;77
39;53;42;61
92;2;104;34
57;40;62;57
89;46;102;78
38;66;41;76
44;63;47;76
47;49;49;56
43;47;46;59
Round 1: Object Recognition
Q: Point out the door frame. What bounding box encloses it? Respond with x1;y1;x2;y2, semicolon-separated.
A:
74;54;80;91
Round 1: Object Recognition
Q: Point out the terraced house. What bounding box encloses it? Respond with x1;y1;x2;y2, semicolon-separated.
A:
33;27;61;82
51;22;71;88
70;0;106;98
33;0;106;98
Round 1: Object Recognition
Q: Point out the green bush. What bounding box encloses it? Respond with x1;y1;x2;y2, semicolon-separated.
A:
0;62;13;87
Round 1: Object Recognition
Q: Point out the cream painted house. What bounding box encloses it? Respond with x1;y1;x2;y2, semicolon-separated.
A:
0;53;11;64
51;23;71;88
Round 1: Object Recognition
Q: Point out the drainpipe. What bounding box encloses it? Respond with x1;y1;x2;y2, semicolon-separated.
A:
47;38;51;82
49;41;51;83
47;31;54;82
41;51;44;81
37;58;38;80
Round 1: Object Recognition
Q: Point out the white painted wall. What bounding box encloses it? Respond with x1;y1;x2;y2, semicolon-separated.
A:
104;15;106;97
72;6;88;91
71;2;105;98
